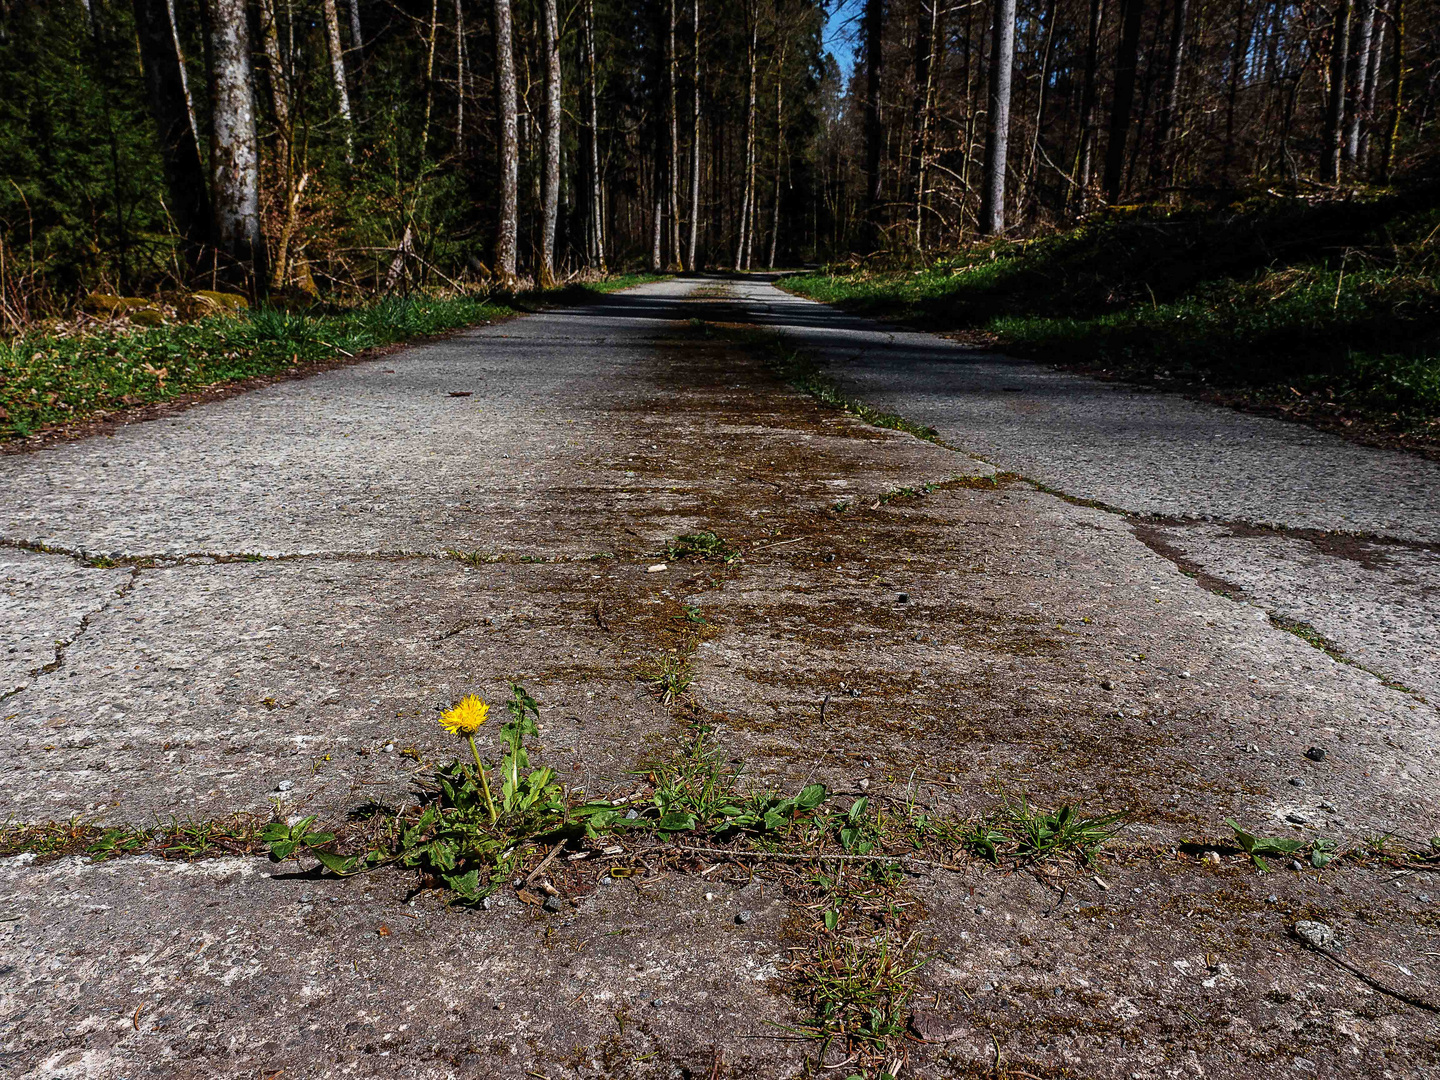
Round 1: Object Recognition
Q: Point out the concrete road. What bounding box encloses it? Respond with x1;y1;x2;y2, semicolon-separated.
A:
734;275;1440;705
1;277;1437;1078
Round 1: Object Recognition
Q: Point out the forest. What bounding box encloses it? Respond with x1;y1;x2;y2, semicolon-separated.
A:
1;0;1438;442
1;0;1436;304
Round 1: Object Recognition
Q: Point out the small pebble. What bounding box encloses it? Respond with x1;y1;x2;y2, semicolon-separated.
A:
735;910;753;924
1291;860;1305;871
646;564;668;573
857;778;870;790
275;780;293;792
624;809;640;820
1288;777;1305;787
1305;747;1327;762
1100;679;1115;691
1267;894;1279;904
897;592;909;604
823;554;835;563
1319;801;1337;812
1419;893;1431;904
704;892;715;902
542;895;564;914
1180;670;1190;678
382;743;395;754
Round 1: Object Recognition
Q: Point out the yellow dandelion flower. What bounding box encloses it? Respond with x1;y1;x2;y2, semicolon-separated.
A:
438;695;489;735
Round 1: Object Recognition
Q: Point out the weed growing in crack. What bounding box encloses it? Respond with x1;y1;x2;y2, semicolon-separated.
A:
575;734;830;838
664;530;738;563
965;795;1126;867
635;651;694;705
784;932;927;1055
259;684;567;904
445;548;499;567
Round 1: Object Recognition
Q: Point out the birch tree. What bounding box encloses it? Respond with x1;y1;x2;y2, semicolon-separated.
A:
205;0;262;280
979;0;1016;234
492;0;519;282
540;0;561;285
321;0;354;160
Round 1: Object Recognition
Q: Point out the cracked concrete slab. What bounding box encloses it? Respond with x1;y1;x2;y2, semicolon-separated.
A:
752;275;1440;715
1;277;1437;1078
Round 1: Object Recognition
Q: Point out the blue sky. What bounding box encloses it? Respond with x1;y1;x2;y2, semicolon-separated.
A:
822;0;865;79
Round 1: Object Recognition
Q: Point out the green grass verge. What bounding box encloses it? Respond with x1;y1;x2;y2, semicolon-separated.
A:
1;274;662;440
784;191;1440;442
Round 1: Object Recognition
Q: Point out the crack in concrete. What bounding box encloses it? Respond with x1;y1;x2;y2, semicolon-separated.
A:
0;536;622;569
746;323;1437;710
1;566;140;704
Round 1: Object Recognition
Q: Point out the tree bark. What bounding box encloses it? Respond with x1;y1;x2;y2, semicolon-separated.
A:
1070;0;1105;213
133;0;211;261
1152;0;1189;185
583;0;605;270
205;0;262;282
1102;0;1143;203
492;0;519;282
321;0;354;161
667;0;681;267
979;0;1016;234
420;0;439;157
1322;0;1351;182
734;6;757;270
540;0;561;285
349;0;363;54
1344;0;1374;163
1358;0;1386;161
685;0;701;270
1381;0;1403;180
862;0;884;247
455;0;466;152
767;37;785;268
1019;0;1057;219
909;0;938;246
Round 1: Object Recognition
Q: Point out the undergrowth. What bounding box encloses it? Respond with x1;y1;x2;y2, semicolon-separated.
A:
1;274;661;439
785;191;1440;442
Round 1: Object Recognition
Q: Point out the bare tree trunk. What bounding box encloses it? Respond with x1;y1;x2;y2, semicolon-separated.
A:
767;38;785;268
256;0;290;135
492;0;519;282
667;0;681;267
909;0;938;247
1381;0;1403;180
1359;0;1386;162
583;0;605;270
1345;0;1375;162
165;0;198;137
321;0;354;161
734;6;757;270
685;0;701;270
257;0;298;289
650;179;664;271
1102;0;1143;203
862;0;884;247
206;0;262;282
1019;0;1057;219
980;0;1016;234
134;0;211;261
1072;0;1105;212
540;0;561;285
455;0;466;152
1322;0;1351;182
420;0;439;157
349;0;363;54
1152;0;1190;186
